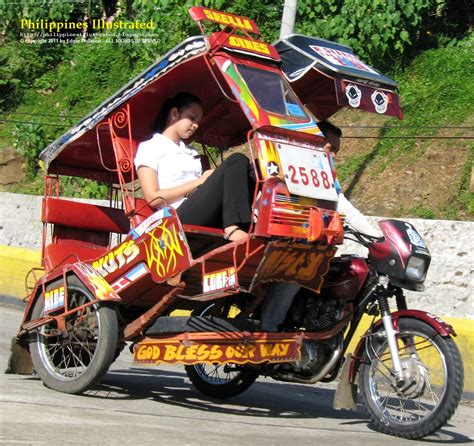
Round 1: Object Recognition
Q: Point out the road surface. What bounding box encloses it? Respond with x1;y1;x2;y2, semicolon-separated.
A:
1;304;473;445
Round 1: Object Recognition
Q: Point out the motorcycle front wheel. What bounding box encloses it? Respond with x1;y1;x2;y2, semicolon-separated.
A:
29;276;118;394
185;302;259;398
359;317;463;439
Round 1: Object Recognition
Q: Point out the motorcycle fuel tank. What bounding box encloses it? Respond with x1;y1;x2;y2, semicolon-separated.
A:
322;255;369;300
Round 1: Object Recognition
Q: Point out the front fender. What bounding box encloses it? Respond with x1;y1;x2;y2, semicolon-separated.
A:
348;310;456;384
71;262;121;302
19;263;120;330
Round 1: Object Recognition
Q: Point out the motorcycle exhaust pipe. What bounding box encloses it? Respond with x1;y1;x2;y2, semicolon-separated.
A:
272;345;343;384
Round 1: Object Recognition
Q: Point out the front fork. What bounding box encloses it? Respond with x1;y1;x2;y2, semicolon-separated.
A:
376;278;407;386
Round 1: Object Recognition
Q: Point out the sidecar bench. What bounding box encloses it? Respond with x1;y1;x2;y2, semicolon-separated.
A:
42;197;130;270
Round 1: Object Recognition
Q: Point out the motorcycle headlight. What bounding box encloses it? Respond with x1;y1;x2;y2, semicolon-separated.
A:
405;256;428;282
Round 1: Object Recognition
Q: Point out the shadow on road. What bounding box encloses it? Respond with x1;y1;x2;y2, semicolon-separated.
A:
85;366;473;443
90;366;367;422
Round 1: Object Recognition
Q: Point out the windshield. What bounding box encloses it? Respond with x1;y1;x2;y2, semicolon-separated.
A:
237;64;308;119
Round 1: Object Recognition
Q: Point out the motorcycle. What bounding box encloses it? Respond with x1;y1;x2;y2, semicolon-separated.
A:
6;6;463;440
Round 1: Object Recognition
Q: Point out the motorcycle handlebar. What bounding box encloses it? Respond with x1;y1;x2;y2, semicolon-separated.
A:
343;226;384;247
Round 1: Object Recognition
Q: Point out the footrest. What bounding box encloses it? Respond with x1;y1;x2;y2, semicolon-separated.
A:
144;316;261;335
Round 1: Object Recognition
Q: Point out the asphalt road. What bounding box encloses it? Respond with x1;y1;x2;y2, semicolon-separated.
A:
1;304;473;446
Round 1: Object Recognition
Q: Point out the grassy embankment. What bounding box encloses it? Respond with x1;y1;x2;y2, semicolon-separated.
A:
336;36;473;220
1;36;473;219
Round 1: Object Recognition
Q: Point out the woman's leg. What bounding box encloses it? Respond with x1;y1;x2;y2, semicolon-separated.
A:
177;153;253;234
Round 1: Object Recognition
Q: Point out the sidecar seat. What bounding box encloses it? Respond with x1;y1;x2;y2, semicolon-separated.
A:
42;197;130;270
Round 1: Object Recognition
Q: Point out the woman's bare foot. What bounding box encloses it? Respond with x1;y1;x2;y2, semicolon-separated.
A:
224;225;248;242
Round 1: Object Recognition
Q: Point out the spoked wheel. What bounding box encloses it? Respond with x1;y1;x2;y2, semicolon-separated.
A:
185;302;259;398
186;362;259;398
359;318;463;439
29;276;118;394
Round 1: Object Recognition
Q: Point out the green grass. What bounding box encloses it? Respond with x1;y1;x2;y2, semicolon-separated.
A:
337;35;474;219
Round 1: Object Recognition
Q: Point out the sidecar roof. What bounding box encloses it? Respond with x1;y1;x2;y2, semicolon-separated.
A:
275;34;403;120
39;35;254;182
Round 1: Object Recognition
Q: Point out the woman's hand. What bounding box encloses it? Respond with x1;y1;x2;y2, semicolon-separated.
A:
199;169;214;185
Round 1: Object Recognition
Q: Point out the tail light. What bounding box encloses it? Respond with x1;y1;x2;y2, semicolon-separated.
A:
254;178;344;245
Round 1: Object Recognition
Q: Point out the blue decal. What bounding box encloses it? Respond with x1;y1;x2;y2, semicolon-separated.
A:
286;103;306;117
129;229;140;240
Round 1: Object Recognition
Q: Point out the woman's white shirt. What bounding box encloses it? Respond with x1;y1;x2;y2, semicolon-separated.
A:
134;133;202;208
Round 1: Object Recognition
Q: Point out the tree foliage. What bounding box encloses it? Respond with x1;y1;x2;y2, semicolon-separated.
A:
0;0;471;195
296;0;472;70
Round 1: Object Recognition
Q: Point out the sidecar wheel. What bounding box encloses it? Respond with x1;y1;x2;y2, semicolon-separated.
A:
358;318;463;439
185;301;259;398
186;362;259;398
29;276;118;394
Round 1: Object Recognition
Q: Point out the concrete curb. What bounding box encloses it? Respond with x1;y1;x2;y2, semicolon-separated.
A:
0;294;27;309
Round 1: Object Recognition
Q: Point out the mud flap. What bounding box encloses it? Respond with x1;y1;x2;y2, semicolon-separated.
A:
334;354;357;410
5;337;33;375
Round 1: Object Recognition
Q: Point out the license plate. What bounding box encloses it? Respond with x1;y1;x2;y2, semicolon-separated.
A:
277;143;338;201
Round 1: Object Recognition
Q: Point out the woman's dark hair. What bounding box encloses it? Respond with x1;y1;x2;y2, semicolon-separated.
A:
317;120;342;137
153;92;202;133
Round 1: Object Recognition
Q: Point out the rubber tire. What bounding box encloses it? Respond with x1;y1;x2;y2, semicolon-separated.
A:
186;363;259;398
184;301;259;398
359;318;464;439
29;276;118;394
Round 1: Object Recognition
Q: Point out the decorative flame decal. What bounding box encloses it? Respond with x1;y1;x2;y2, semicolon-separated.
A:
75;263;119;301
145;220;185;278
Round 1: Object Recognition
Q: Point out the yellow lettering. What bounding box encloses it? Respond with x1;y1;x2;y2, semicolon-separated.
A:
164;344;178;360
136;345;147;360
297;252;323;280
175;345;186;361
246;344;256;358
274;343;290;356
209;344;223;361
185;344;199;360
226;345;236;359
218;13;230;25
113;242;127;268
203;9;215;21
197;344;210;361
260;344;273;357
259;343;290;357
253;42;270;55
228;36;269;55
123;240;140;263
152;345;161;360
203;9;252;31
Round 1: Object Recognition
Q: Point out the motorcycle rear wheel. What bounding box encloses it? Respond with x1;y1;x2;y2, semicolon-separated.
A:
359;317;463;439
29;276;118;394
185;302;259;398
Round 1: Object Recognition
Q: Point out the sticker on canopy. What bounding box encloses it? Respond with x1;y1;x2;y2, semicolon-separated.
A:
346;84;362;108
309;45;378;74
276;143;338;201
371;90;388;114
